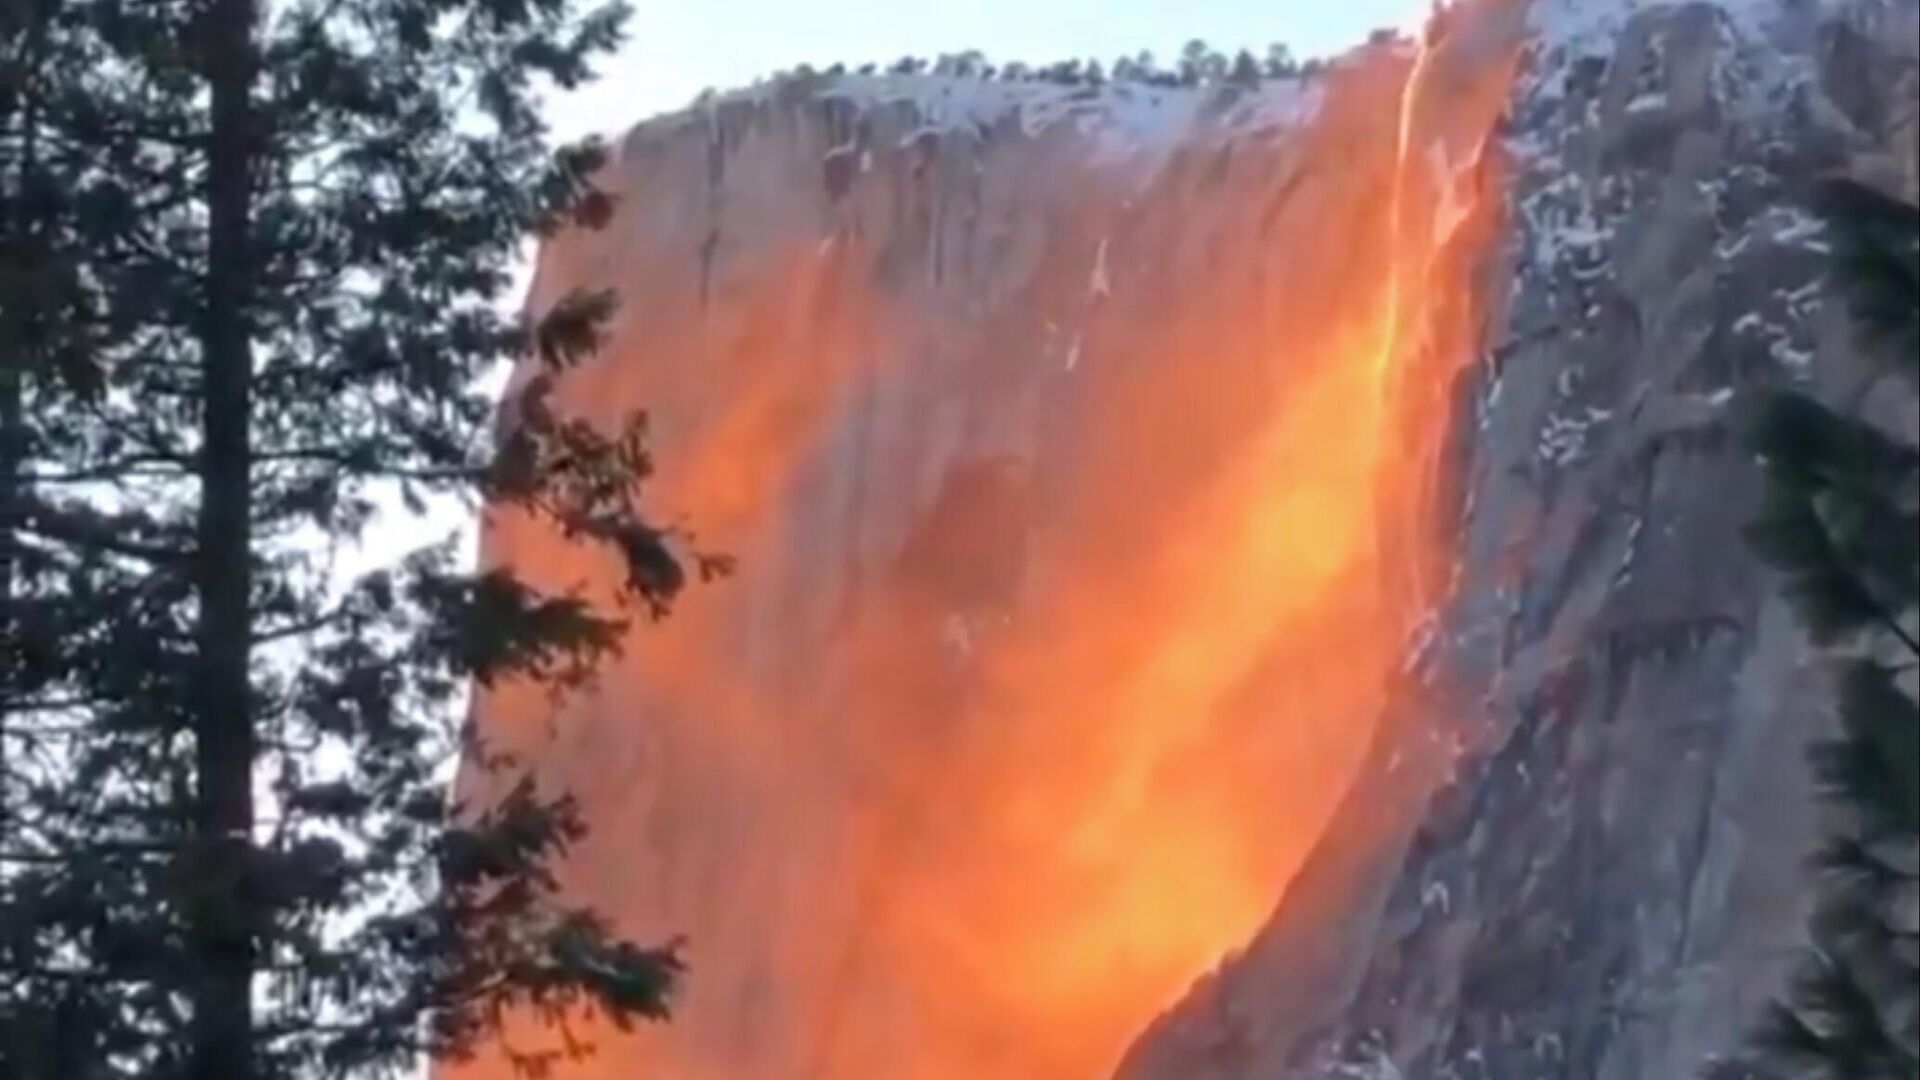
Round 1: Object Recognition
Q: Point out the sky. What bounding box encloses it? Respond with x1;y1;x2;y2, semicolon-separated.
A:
544;0;1436;143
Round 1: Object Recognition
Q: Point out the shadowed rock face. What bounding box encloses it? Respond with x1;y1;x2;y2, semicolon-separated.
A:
1115;3;1919;1079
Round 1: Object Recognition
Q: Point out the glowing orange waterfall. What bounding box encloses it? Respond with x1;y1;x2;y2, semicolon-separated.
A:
447;2;1528;1078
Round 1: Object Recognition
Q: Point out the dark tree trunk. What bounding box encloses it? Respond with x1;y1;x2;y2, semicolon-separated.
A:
0;281;17;849
191;0;259;1073
0;0;50;844
0;167;20;850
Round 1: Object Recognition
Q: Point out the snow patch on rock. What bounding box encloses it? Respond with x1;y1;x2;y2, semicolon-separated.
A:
686;72;1328;176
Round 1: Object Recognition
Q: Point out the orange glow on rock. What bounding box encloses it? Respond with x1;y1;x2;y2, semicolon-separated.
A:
447;4;1526;1078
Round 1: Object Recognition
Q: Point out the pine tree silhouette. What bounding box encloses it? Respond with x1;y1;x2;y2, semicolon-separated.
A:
1713;177;1918;1080
0;0;701;1075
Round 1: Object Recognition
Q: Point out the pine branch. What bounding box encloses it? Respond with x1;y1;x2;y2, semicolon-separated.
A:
17;502;192;564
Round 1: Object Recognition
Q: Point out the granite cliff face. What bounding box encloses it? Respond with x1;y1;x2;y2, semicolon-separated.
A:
457;2;1918;1078
1118;2;1919;1078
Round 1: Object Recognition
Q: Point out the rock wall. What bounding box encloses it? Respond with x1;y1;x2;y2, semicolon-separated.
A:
1116;2;1920;1078
459;12;1529;1077
455;2;1917;1078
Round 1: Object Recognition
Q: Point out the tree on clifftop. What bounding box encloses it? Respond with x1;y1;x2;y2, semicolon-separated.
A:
0;0;703;1075
1712;178;1919;1079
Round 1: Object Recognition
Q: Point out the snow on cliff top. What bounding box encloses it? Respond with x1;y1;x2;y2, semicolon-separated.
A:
623;0;1862;168
783;0;1803;159
812;72;1321;150
1522;0;1837;117
1528;0;1799;50
617;67;1326;172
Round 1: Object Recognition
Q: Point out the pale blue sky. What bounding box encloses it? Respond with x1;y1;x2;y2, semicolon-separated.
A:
546;0;1434;140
